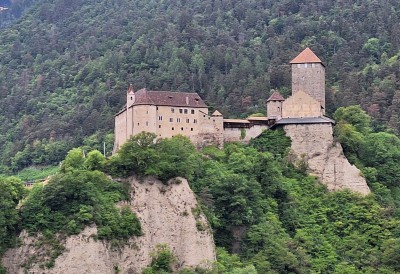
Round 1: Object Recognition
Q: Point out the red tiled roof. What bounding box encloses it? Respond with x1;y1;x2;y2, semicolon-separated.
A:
267;91;285;102
290;48;322;64
132;89;207;108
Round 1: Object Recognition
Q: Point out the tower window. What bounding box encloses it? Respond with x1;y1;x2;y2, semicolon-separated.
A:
171;108;175;113
194;119;198;124
146;122;149;126
184;109;188;114
181;127;184;131
172;127;174;130
158;116;163;121
186;119;190;123
191;128;193;131
159;125;161;128
179;109;183;113
177;118;181;122
169;118;173;122
191;109;195;114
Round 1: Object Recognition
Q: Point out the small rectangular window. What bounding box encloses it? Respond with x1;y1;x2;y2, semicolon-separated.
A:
194;119;197;124
186;119;190;123
181;127;184;131
171;108;175;113
177;118;181;122
191;109;195;114
146;122;149;126
158;116;163;121
179;109;183;113
159;125;161;128
169;118;173;122
191;128;193;131
184;109;188;114
172;127;174;130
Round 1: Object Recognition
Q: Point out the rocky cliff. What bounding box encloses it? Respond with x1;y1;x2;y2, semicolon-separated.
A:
2;177;215;273
284;124;371;195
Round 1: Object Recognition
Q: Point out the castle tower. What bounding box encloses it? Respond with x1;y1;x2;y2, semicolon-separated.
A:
290;48;325;113
127;84;135;107
267;91;285;120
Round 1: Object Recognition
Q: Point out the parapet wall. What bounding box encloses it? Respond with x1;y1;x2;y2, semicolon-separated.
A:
283;123;370;195
223;125;268;143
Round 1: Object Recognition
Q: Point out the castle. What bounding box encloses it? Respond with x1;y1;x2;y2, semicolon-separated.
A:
113;47;333;152
114;48;371;195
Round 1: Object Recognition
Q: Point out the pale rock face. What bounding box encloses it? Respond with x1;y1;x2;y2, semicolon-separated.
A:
284;124;370;195
2;177;216;274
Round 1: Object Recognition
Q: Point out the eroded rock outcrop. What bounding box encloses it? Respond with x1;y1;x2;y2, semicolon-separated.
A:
2;177;215;274
284;124;370;195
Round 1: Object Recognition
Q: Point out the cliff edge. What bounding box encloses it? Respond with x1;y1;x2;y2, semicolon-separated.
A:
2;177;215;273
284;124;371;195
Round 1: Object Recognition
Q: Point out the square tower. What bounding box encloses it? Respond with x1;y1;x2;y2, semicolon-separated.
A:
290;48;325;113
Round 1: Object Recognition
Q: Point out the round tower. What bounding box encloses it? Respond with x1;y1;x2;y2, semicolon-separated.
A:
290;48;325;114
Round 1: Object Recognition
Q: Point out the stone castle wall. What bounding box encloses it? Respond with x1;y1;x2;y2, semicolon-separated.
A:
282;91;323;118
223;125;268;143
283;123;370;195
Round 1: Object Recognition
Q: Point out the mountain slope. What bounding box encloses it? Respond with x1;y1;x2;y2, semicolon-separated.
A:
1;0;400;170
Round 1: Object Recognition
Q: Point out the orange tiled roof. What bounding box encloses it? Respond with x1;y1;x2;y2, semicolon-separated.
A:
290;48;322;64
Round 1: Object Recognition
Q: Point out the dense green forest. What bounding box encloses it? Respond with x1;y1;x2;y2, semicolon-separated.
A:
1;0;400;171
0;0;36;29
3;106;400;273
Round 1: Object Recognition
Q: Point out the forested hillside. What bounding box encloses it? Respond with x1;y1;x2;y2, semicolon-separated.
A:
3;115;400;273
0;0;36;29
1;0;400;170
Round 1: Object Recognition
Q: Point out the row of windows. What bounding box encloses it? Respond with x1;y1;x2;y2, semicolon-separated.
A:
170;108;195;114
296;63;319;68
137;119;198;126
158;116;198;123
158;126;194;131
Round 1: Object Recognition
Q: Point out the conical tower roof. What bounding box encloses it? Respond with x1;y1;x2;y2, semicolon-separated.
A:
267;91;285;102
290;47;323;65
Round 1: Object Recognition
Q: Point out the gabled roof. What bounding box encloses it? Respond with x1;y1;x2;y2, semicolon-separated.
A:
212;110;223;116
267;91;285;102
290;47;323;65
131;88;207;108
